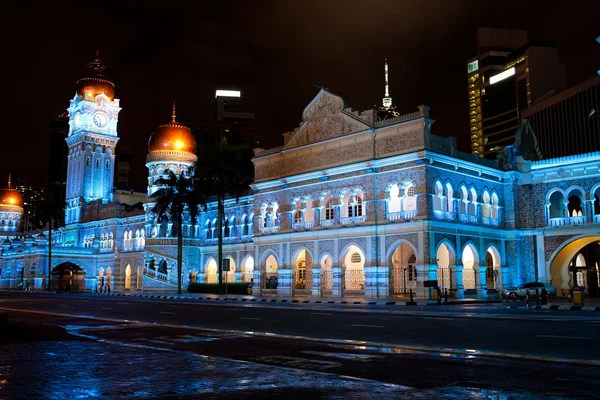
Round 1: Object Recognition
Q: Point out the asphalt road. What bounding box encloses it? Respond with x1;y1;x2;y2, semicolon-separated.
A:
1;292;599;362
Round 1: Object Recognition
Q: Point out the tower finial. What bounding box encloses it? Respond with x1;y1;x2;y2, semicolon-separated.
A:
7;173;11;188
171;101;177;122
382;59;392;110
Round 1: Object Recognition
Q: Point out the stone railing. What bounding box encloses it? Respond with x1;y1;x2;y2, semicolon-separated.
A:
303;221;314;230
549;216;586;227
458;214;478;224
387;210;417;221
292;222;303;231
321;219;334;228
374;110;423;127
144;267;176;284
481;217;501;227
260;225;280;234
340;215;366;225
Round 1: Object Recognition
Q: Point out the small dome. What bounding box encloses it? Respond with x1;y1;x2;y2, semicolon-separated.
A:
0;176;22;207
76;52;115;100
148;104;197;155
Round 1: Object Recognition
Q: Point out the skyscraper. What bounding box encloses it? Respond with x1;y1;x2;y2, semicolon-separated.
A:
467;28;566;158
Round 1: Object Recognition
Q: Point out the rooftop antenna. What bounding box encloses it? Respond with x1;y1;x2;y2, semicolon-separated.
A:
382;59;392;110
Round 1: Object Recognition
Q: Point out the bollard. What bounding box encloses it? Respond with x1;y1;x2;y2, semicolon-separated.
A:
444;289;448;303
406;288;417;306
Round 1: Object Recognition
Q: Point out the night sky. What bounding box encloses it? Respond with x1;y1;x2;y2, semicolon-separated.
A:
2;0;599;191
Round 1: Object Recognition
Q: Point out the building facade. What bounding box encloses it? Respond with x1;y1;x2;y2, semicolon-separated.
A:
1;60;599;298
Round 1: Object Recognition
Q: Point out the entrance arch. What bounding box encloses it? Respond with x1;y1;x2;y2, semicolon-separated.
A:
205;259;217;284
293;249;313;290
52;262;85;291
320;254;334;292
224;257;236;283
389;241;419;295
342;245;365;293
241;255;254;283
485;246;501;289
124;264;132;289
263;253;279;290
549;236;600;295
436;241;456;291
462;243;479;290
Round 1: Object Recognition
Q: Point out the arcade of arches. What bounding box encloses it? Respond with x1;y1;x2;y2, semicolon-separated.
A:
52;262;85;291
550;237;600;295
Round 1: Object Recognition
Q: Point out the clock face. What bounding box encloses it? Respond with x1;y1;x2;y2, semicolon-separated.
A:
73;112;81;128
93;112;108;128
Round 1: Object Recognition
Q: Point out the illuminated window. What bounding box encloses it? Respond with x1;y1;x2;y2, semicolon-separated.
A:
324;198;334;220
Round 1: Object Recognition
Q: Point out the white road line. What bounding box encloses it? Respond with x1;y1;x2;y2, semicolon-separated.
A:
166;305;178;308
159;311;176;315
423;317;455;321
117;302;130;305
537;334;590;340
240;317;261;320
350;324;384;328
311;312;334;316
101;307;114;310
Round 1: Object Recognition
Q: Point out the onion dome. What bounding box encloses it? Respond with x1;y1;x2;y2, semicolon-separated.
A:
148;103;197;155
76;50;115;100
0;174;23;207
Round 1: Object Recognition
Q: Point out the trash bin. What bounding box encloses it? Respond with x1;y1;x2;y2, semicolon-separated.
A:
572;286;585;306
247;284;253;295
432;289;438;301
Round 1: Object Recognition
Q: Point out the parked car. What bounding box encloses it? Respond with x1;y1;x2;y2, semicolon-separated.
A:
501;282;557;299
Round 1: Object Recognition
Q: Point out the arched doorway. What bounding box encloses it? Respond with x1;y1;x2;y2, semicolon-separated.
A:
224;257;236;283
241;256;254;283
436;242;456;291
485;246;501;289
263;253;279;290
98;267;105;292
52;262;85;292
106;267;113;292
390;242;418;295
124;264;132;290
136;265;143;289
205;259;218;284
549;236;600;296
320;255;333;292
342;245;365;293
462;244;479;290
293;249;313;291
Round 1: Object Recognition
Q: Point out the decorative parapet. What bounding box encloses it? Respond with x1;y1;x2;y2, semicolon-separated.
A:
340;215;366;225
458;214;478;224
145;150;197;164
481;217;501;227
320;219;334;228
549;216;586;227
531;151;600;169
260;225;280;235
374;110;424;127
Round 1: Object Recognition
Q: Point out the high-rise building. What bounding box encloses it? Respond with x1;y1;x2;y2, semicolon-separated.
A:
13;178;46;232
467;28;566;158
522;75;600;159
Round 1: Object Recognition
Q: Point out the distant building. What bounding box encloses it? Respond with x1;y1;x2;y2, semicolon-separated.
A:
13;178;45;232
467;28;566;158
522;75;600;159
115;145;133;189
48;114;69;206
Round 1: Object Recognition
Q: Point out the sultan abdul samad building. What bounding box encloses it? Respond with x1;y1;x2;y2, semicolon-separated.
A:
1;56;599;298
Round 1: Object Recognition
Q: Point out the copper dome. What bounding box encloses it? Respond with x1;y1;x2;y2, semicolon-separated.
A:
0;176;22;207
76;52;115;100
148;105;197;155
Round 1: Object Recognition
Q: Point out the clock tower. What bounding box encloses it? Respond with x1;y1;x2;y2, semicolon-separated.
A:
64;52;121;224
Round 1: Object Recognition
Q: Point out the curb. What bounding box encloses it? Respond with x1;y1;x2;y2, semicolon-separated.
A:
532;304;600;312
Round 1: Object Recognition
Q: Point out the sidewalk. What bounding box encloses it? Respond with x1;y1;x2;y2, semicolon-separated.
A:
90;291;503;307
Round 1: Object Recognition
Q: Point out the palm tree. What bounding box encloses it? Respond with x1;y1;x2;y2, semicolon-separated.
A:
199;137;252;294
37;192;65;291
151;168;206;294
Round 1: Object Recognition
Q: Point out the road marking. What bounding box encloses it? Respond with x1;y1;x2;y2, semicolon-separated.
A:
301;350;384;362
311;312;334;316
240;317;261;320
350;324;384;328
101;307;114;310
537;334;589;340
59;304;70;307
159;311;176;315
117;302;130;305
253;355;341;370
166;305;178;308
423;317;455;321
81;300;90;303
4;306;600;367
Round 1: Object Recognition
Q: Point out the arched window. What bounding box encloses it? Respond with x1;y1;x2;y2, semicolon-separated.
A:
323;194;334;221
242;215;249;236
404;183;416;211
347;191;364;217
96;159;100;168
224;218;230;237
491;193;499;219
293;199;302;224
140;230;145;246
206;220;212;240
482;191;491;218
459;186;468;214
445;183;454;213
549;191;564;219
230;216;237;237
105;160;110;169
433;181;443;212
261;205;268;228
469;188;478;216
86;157;90;167
351;252;362;263
389;184;401;213
567;189;584;217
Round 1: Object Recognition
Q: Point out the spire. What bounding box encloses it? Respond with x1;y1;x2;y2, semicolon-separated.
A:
382;59;393;110
171;101;177;122
87;48;106;73
7;173;11;188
